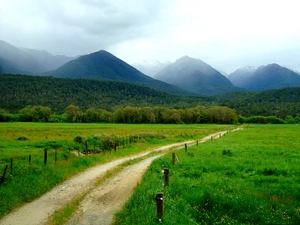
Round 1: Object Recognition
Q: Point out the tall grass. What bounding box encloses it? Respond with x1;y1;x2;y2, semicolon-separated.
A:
0;122;231;219
114;124;300;224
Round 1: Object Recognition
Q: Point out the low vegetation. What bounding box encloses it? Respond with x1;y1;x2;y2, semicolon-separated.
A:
114;124;300;224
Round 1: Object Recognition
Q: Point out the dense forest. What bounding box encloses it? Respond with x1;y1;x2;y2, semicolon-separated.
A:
0;74;198;113
0;74;300;122
208;88;300;118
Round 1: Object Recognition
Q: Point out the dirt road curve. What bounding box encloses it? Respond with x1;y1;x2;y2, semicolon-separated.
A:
65;155;162;225
0;129;237;225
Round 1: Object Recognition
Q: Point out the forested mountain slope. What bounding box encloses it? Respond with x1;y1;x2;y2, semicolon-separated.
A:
0;74;195;113
1;74;299;118
208;87;300;117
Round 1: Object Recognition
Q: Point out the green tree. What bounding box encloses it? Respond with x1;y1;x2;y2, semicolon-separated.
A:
0;109;10;122
19;106;34;122
208;106;238;124
139;107;156;123
65;104;83;122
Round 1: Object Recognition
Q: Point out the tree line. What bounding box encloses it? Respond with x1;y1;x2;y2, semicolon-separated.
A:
0;105;239;124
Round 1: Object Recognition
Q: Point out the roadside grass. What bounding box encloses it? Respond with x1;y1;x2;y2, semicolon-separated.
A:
0;123;232;219
114;124;300;225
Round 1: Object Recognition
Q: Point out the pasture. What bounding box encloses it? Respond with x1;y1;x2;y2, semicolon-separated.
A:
114;124;300;224
0;122;232;219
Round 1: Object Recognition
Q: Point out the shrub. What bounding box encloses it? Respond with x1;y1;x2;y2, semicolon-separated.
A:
16;136;29;141
285;115;296;124
74;136;84;144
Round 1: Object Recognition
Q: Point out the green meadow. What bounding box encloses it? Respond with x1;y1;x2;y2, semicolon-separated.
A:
114;124;300;225
0;122;231;219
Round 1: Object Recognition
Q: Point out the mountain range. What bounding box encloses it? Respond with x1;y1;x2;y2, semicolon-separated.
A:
0;40;74;74
1;39;300;96
43;50;194;96
228;64;300;91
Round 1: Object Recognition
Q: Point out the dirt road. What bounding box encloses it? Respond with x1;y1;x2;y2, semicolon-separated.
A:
0;130;236;225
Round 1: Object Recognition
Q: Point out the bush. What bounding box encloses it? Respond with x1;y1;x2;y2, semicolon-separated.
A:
266;116;285;124
241;116;285;124
74;136;84;144
16;136;29;141
285;115;296;124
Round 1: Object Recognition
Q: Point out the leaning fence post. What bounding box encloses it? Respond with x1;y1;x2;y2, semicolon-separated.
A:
156;192;164;222
164;168;169;186
172;153;176;165
1;165;8;185
44;148;48;165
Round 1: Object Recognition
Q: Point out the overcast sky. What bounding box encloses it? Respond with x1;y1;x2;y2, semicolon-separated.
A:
1;0;300;73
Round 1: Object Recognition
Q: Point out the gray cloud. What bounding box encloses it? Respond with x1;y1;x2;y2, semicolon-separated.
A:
1;0;300;73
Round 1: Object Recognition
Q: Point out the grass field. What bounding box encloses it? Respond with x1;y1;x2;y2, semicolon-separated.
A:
0;122;232;219
114;124;300;225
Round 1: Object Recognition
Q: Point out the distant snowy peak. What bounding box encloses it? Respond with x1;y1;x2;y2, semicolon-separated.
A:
228;66;257;87
237;65;257;73
132;60;171;77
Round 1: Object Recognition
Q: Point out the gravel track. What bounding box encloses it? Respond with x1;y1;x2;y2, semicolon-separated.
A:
0;129;238;225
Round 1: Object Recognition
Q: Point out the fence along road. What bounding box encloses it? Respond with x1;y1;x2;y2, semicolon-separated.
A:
0;129;240;225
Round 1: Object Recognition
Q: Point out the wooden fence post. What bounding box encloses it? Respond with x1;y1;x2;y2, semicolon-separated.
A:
196;140;198;146
85;141;88;154
44;148;48;165
29;154;31;164
164;168;169;186
10;158;13;175
55;149;57;163
1;165;8;185
185;143;187;152
172;153;176;165
156;192;164;222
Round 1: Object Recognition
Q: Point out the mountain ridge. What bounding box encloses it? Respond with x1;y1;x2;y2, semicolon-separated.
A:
44;50;196;96
155;56;241;96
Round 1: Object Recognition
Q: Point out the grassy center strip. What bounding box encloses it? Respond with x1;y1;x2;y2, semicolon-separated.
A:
45;150;165;225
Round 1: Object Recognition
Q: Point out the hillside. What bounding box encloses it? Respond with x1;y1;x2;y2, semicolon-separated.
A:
44;50;195;96
155;56;241;96
0;74;193;113
208;87;300;117
1;74;299;118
